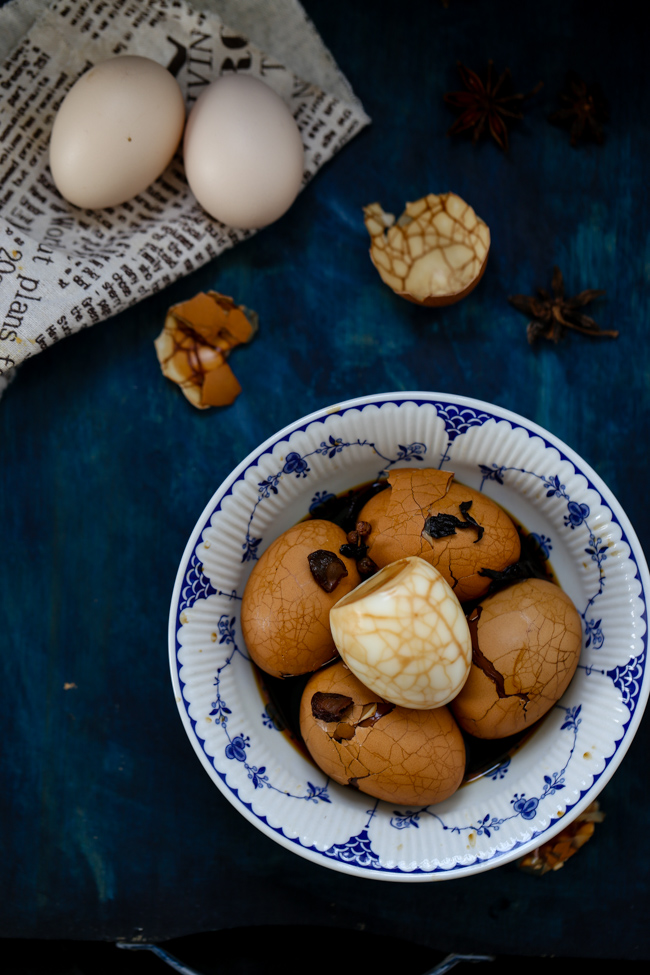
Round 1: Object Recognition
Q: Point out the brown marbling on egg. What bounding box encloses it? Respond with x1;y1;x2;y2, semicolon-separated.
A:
360;468;521;602
241;520;361;678
451;578;583;738
299;660;466;806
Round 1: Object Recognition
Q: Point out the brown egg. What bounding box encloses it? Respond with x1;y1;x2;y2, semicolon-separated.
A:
451;578;583;739
360;468;521;602
241;520;361;678
299;660;466;806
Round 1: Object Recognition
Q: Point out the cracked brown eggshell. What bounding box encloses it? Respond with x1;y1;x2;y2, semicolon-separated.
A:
359;468;521;602
363;192;490;306
154;291;258;409
450;578;583;739
299;660;466;806
241;520;361;678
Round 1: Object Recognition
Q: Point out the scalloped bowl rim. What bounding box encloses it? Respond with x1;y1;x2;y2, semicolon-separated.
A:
168;391;650;881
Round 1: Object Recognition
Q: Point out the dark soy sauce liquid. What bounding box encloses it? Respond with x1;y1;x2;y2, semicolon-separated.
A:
254;478;557;784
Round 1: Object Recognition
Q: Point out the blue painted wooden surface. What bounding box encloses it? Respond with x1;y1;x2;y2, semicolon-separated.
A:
1;0;649;956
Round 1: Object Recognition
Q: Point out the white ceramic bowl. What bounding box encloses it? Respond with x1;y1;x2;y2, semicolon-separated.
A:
169;392;650;880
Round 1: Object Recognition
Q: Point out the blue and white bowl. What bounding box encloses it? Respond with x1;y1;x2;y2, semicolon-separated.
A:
169;392;650;880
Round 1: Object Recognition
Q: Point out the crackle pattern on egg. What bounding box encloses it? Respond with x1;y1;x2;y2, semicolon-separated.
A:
363;192;490;306
360;468;521;602
329;556;472;709
451;578;583;739
299;660;466;806
241;520;360;678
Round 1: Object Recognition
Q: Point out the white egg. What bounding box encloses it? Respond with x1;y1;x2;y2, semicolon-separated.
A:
330;556;472;709
49;56;185;210
182;74;305;230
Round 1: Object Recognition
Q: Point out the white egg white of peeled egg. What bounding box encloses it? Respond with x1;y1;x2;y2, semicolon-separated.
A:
49;56;186;210
183;75;305;230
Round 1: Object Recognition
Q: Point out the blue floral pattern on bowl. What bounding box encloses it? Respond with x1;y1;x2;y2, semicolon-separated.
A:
170;393;650;880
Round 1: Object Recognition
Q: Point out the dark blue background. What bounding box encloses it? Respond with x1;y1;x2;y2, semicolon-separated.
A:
1;0;649;959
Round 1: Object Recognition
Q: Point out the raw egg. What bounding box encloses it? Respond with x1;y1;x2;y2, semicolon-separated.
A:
183;74;304;229
241;520;360;678
330;556;472;709
49;56;185;209
360;468;521;602
451;578;583;738
299;660;466;806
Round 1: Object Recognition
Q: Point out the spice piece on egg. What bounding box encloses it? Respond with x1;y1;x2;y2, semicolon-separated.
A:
308;550;349;593
363;192;490;306
310;692;354;722
423;500;485;543
339;520;378;577
508;266;616;344
154;291;258;409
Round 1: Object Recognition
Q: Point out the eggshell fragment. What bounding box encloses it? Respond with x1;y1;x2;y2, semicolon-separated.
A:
154;291;258;409
360;468;521;602
299;660;466;806
363;192;490;306
451;578;583;738
241;520;361;678
49;56;185;209
183;74;304;230
329;556;472;709
518;801;605;874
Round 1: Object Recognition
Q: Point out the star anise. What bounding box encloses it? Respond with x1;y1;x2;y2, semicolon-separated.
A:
444;61;543;152
508;267;617;344
548;70;609;146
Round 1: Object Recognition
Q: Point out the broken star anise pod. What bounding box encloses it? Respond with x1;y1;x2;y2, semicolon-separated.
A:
444;60;542;152
509;267;617;344
548;70;609;146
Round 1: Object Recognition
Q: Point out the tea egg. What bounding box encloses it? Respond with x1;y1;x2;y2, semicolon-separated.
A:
360;468;521;602
241;520;361;678
49;56;185;209
299;660;466;806
329;556;472;709
451;578;583;738
183;74;304;229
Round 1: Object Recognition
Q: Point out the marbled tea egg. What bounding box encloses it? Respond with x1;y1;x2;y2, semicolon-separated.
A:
49;56;185;209
299;660;466;806
183;75;304;229
451;578;583;738
330;556;472;709
360;468;521;602
241;520;360;678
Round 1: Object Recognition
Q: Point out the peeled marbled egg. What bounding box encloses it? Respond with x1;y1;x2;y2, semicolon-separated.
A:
360;468;521;602
49;56;185;209
329;556;472;709
299;659;466;806
183;74;304;229
451;578;583;738
241;520;360;678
